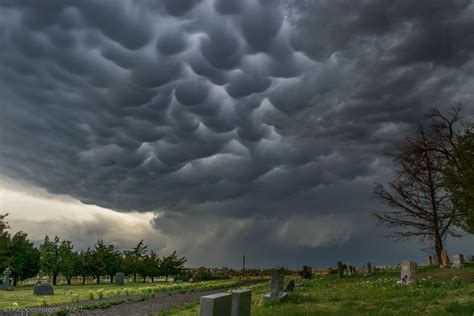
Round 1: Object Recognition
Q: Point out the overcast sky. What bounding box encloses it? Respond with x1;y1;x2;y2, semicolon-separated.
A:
0;0;473;268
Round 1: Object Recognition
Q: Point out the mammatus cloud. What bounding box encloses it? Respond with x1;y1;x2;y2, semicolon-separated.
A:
1;0;474;266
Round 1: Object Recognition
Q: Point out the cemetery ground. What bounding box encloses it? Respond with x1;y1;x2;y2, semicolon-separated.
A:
0;279;255;310
161;264;474;316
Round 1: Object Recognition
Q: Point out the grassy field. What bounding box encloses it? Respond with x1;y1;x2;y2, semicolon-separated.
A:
0;279;244;309
160;265;474;316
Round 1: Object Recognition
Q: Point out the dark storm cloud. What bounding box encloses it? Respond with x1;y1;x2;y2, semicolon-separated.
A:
1;0;474;265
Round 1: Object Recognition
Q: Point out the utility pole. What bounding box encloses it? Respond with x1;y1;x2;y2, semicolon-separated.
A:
242;254;246;280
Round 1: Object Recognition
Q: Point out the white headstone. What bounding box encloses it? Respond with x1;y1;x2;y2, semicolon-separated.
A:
400;261;417;284
452;254;465;268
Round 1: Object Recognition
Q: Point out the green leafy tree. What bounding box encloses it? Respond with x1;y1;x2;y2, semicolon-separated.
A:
0;213;11;272
39;236;61;285
123;240;148;282
160;251;186;282
141;251;160;282
8;231;40;285
58;240;78;285
444;131;474;233
82;248;97;284
90;240;120;284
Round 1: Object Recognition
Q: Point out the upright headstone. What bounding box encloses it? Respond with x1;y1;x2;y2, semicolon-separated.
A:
337;261;344;279
200;293;232;316
231;289;251;316
433;255;439;265
441;250;450;266
0;268;12;290
467;255;474;263
264;268;288;304
33;284;54;295
115;272;125;285
400;261;417;284
345;263;352;276
285;280;295;292
428;256;433;265
452;254;465;268
365;262;372;276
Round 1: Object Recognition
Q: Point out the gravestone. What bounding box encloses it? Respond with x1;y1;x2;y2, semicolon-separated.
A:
467;255;474;263
345;263;352;276
231;289;251;316
452;254;465;268
364;262;372;277
264;267;288;304
33;283;54;295
285;280;295;292
0;268;13;290
400;261;417;284
428;256;433;265
441;250;450;266
433;255;439;265
302;266;312;279
200;292;232;316
115;272;125;285
337;261;344;278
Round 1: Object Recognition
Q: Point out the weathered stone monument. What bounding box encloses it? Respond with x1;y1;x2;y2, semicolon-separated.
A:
231;289;251;316
264;267;288;304
452;254;465;268
428;256;433;265
364;262;372;276
115;272;125;285
33;283;54;295
400;261;417;284
0;268;13;290
441;250;450;266
337;261;344;278
200;292;232;316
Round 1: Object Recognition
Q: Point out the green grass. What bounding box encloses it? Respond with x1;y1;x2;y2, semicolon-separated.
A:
0;279;245;309
160;266;474;316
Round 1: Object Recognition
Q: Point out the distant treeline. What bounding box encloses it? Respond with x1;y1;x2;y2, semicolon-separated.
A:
0;214;186;286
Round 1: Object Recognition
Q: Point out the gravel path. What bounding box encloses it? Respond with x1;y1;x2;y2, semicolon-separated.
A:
65;289;223;316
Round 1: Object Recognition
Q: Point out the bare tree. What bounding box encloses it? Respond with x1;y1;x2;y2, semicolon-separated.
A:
372;109;464;265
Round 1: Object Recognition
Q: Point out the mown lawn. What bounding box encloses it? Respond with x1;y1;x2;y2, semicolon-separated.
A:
159;265;474;316
0;279;244;309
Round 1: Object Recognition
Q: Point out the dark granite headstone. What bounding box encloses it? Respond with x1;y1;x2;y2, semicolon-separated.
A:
337;261;344;278
284;280;295;292
200;292;232;316
231;289;251;316
33;284;54;295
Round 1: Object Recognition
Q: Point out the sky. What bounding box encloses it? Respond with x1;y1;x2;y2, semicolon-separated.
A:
0;0;474;268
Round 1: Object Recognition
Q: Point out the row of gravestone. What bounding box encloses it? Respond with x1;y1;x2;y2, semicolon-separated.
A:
199;267;292;316
336;262;373;278
428;252;472;268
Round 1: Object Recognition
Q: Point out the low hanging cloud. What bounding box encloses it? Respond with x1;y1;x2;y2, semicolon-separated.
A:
1;0;474;266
